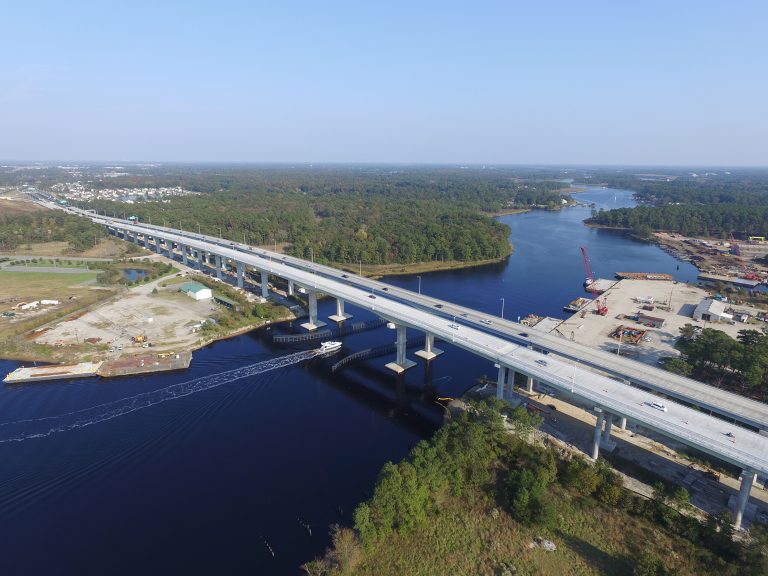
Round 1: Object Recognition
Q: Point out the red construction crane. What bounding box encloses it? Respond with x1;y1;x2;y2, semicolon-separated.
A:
580;246;608;316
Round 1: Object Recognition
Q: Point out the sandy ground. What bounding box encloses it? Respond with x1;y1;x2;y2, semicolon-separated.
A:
552;279;766;366
36;274;217;353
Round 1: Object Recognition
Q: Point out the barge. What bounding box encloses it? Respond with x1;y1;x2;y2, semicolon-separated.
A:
3;361;103;384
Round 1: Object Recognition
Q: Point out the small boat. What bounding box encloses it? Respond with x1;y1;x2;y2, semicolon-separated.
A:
319;341;342;353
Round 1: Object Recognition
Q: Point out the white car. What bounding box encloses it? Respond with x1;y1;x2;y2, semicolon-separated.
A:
535;359;548;366
648;401;667;412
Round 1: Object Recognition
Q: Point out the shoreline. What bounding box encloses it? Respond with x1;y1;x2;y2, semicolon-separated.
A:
334;253;511;278
0;310;301;369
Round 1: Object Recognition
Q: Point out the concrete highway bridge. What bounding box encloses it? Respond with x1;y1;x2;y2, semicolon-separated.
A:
48;203;768;528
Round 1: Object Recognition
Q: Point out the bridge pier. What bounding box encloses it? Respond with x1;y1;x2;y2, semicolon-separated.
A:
415;333;442;360
301;291;327;331
591;408;604;460
329;297;351;322
215;254;222;280
618;416;627;430
287;280;294;296
155;237;162;254
600;413;617;452
734;470;756;529
260;270;269;299
181;245;188;266
496;366;507;400
526;375;534;394
198;249;205;271
236;261;244;289
385;324;416;374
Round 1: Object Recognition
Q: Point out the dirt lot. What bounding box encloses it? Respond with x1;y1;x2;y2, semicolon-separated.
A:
35;275;217;354
0;198;43;215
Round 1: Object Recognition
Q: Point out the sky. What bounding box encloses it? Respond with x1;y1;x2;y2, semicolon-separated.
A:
1;1;766;166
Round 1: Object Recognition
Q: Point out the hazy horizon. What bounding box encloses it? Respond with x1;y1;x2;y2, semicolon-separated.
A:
2;1;766;166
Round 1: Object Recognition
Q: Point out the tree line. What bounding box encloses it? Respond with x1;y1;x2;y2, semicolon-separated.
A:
662;326;768;401
0;212;103;252
587;204;768;239
77;168;568;265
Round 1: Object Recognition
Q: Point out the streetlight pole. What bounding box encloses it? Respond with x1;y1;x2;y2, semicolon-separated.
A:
417;275;422;295
310;248;314;263
500;297;505;319
197;223;201;235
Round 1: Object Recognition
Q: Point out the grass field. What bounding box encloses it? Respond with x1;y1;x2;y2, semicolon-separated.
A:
0;271;98;299
345;487;717;576
0;270;114;361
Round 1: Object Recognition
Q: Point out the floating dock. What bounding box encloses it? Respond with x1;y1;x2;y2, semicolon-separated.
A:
584;278;616;294
97;351;192;377
615;272;673;281
3;361;103;384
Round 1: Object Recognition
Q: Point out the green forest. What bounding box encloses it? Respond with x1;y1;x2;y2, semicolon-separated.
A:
0;212;104;252
587;204;768;238
662;326;768;401
76;167;567;266
582;169;768;238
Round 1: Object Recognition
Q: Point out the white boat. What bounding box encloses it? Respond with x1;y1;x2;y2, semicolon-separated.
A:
319;341;342;353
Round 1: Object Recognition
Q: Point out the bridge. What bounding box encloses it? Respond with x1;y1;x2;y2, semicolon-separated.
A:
46;202;768;528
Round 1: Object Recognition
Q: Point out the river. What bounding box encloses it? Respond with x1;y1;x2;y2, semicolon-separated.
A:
0;187;699;575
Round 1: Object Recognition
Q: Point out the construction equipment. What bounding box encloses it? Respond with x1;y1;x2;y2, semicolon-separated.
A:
580;246;608;316
131;334;147;344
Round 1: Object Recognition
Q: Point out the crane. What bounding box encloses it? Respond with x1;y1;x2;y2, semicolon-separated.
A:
580;246;608;316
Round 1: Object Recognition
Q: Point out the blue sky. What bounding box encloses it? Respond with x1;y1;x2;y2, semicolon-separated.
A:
1;1;766;165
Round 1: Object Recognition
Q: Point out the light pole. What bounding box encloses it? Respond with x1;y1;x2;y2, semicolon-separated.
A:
500;297;505;319
310;248;314;263
417;275;422;295
359;260;362;276
197;222;201;235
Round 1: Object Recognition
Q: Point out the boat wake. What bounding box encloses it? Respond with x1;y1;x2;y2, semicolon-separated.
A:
0;349;320;443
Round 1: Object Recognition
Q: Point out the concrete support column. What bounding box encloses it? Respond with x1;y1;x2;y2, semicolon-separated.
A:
526;375;534;394
506;369;516;400
591;409;605;460
132;232;138;244
602;415;614;442
385;324;416;374
618;416;627;430
287;280;294;296
155;238;162;254
734;470;756;530
182;245;188;266
236;261;244;289
300;291;326;331
198;249;205;271
415;333;443;360
260;270;269;299
215;254;222;280
496;366;506;400
329;297;351;322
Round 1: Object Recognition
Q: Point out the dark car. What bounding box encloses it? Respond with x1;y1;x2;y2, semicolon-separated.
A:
435;304;443;308
368;294;376;299
382;287;389;291
341;274;349;278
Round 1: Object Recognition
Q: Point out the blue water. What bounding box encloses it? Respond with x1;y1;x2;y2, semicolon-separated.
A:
0;187;698;575
122;267;148;282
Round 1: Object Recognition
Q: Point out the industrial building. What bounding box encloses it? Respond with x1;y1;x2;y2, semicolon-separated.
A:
692;299;733;323
180;282;212;301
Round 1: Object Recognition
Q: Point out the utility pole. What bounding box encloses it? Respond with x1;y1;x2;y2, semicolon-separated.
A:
500;297;505;319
